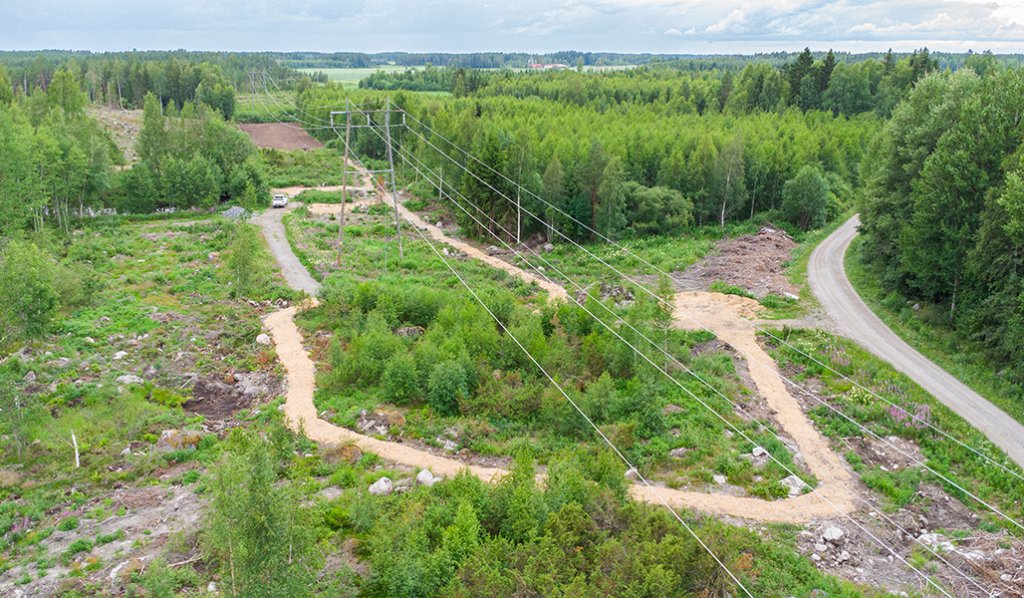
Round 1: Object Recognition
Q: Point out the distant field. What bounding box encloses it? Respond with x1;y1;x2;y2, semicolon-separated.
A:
299;66;424;88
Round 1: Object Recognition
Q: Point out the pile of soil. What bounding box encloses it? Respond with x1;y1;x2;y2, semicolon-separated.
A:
238;123;324;150
679;226;799;298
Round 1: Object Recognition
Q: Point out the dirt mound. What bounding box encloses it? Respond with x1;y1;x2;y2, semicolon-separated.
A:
238;123;324;150
679;226;799;298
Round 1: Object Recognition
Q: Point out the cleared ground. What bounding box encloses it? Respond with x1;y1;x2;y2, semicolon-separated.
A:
238;122;324;151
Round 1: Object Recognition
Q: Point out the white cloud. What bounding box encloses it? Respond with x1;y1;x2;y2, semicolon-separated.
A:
2;0;1024;53
706;9;746;32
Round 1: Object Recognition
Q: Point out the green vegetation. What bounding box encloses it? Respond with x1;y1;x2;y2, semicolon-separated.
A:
846;238;1024;425
858;67;1024;385
765;327;1024;525
299;82;875;238
287;206;810;496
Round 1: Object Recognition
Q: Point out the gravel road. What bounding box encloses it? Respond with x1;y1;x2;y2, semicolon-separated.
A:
808;215;1024;468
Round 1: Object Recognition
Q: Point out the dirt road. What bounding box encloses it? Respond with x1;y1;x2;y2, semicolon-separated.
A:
255;190;856;522
251;205;321;296
808;215;1024;468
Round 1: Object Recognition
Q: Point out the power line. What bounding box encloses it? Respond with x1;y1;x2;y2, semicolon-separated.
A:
393;111;1024;534
394;104;1024;488
341;130;756;598
380;136;984;597
249;82;987;594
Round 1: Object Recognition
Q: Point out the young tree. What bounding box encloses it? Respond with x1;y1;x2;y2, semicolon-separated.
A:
715;135;747;227
541;155;566;240
138;92;167;172
205;434;317;598
226;224;269;297
781;165;829;230
0;240;59;341
595;156;627;239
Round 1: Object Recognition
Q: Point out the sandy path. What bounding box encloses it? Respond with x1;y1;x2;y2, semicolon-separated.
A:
305;202;568;302
264;302;508;482
257;186;856;523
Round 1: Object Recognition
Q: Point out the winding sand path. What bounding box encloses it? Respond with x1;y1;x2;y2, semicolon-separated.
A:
258;189;856;523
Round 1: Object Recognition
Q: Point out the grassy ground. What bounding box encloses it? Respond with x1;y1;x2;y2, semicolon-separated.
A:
263;147;349;188
0;216;295;591
234;91;300;123
845;237;1024;427
765;324;1024;528
299;66;424;89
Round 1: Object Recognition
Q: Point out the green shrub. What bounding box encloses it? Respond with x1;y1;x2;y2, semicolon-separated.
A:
427;360;470;416
61;538;94;564
381;352;421;404
57;517;79;532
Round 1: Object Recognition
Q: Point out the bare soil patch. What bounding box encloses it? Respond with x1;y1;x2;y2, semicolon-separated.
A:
88;106;142;163
676;226;799;298
184;372;282;424
238;123;324;151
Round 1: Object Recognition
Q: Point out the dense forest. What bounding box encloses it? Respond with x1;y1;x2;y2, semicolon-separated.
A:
0;51;302;116
859;67;1024;375
301;79;877;236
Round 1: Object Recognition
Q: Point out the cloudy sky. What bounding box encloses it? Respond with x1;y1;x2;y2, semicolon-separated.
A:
3;0;1024;54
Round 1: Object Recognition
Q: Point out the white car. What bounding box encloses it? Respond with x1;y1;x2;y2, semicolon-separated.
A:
271;194;288;208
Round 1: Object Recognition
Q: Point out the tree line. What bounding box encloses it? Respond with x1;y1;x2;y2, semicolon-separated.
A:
299;86;874;238
0;51;300;118
859;67;1024;374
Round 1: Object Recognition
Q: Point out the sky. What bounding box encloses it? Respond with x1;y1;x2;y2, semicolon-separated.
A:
2;0;1024;54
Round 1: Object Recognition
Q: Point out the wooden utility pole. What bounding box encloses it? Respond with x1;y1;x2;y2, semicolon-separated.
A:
384;97;403;259
336;99;351;267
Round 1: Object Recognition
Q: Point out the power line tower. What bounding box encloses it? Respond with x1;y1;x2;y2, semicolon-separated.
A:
329;98;407;262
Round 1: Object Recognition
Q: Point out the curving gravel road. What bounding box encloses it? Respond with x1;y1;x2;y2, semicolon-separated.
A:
809;215;1024;468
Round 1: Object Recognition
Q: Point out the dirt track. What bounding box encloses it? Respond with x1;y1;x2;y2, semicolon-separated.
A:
258;188;857;523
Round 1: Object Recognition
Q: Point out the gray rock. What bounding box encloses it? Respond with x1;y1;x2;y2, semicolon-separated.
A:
624;467;640;481
822;527;844;543
542;243;555;253
155;429;202;452
394;478;414;493
751;446;769;458
112;350;128;360
485;245;502;256
662;404;683;414
318;486;344;501
669;447;691;459
23;371;36;383
369;477;393;496
712;474;727;485
221;206;249;220
780;474;806;497
416;469;438;487
256;333;272;346
814;543;828;552
116;374;145;386
811;553;821;562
